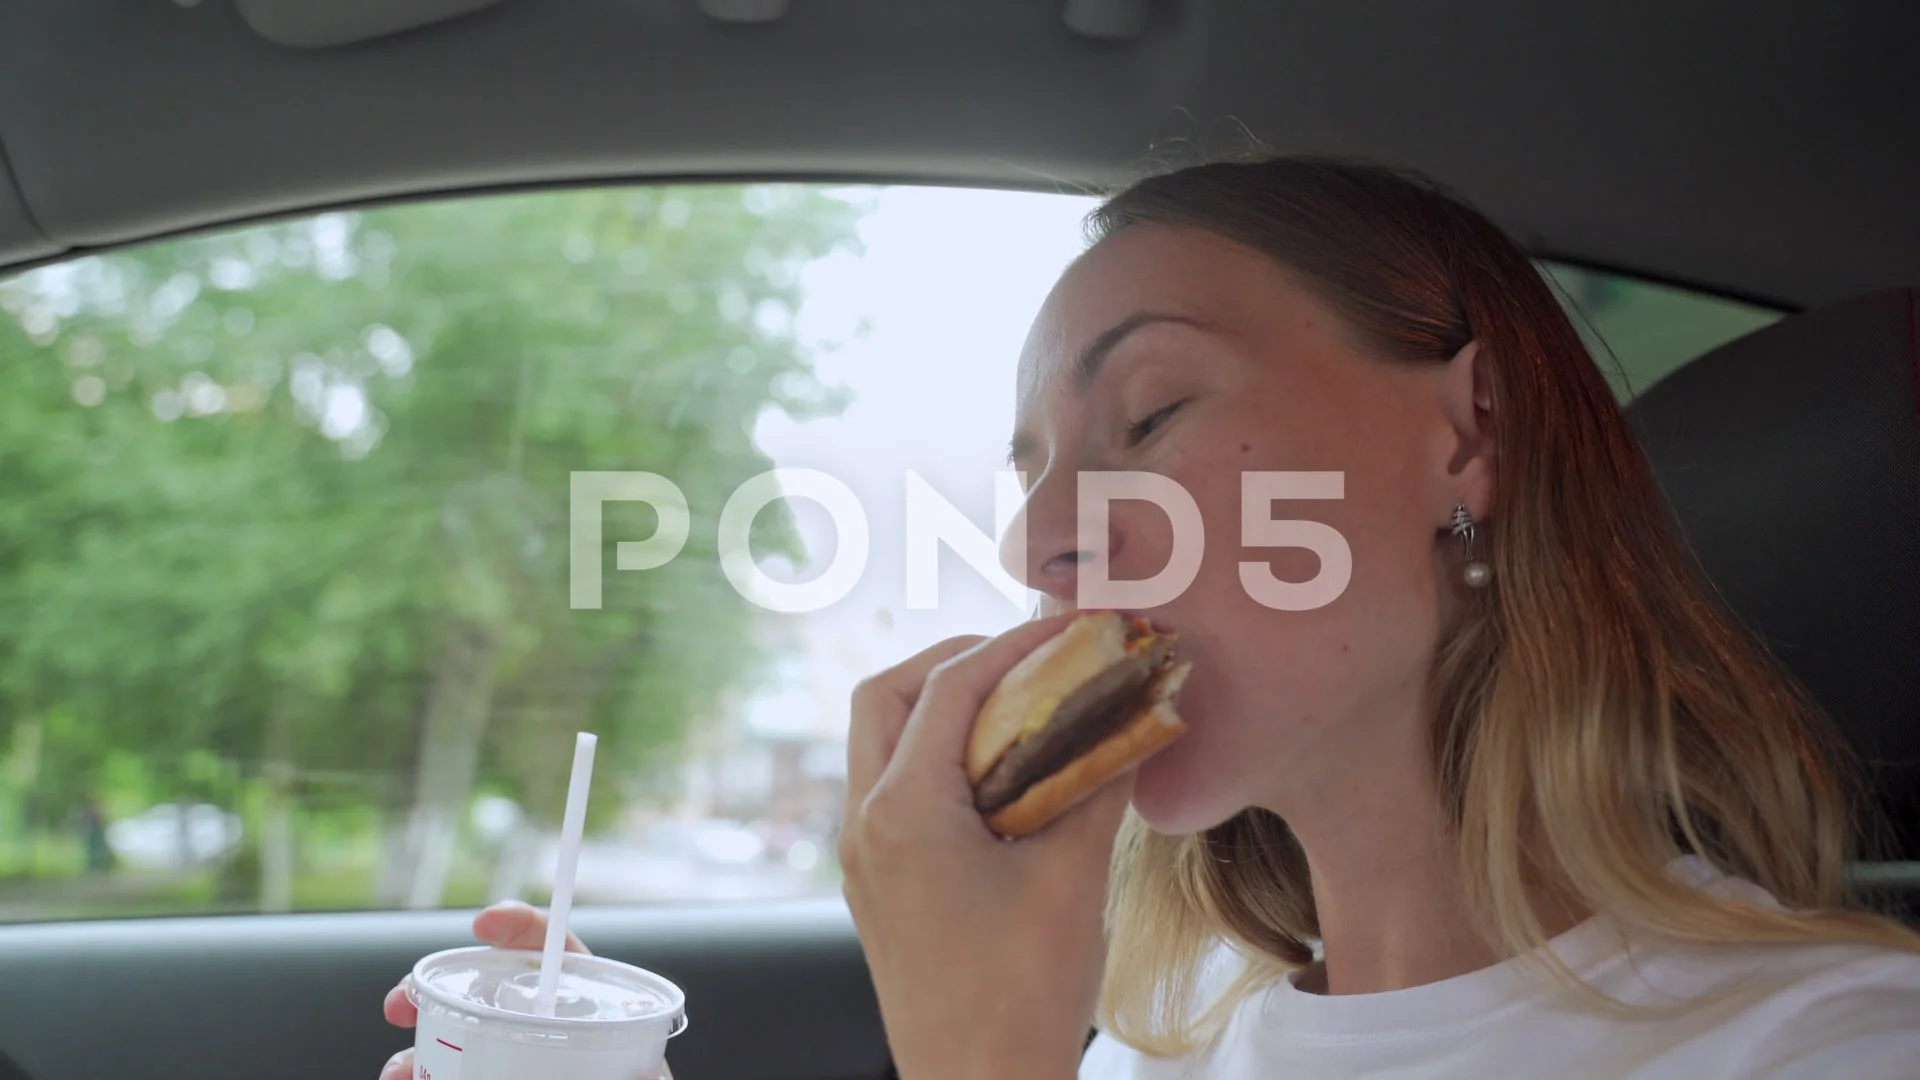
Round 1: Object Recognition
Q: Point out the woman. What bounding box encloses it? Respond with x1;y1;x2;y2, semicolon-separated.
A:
380;157;1920;1079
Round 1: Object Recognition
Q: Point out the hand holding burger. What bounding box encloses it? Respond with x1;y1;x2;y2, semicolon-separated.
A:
839;612;1188;1080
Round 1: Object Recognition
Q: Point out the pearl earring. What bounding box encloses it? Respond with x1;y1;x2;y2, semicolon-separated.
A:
1451;504;1492;589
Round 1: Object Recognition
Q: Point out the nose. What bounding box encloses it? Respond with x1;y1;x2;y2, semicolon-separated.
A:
998;468;1122;615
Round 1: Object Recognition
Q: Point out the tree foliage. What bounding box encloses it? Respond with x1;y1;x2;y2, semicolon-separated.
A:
0;183;864;907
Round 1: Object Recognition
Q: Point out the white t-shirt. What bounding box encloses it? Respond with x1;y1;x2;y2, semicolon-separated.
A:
1081;859;1920;1079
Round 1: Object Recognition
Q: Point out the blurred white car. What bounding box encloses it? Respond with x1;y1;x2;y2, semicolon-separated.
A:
539;816;795;903
642;817;767;865
106;803;243;870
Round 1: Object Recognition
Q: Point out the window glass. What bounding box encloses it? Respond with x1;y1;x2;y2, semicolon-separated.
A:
1542;262;1782;399
0;185;1083;920
0;185;1779;921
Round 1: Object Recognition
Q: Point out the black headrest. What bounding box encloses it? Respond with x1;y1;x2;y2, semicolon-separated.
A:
1627;287;1920;860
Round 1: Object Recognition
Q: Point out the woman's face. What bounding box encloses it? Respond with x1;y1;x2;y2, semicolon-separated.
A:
1003;224;1490;835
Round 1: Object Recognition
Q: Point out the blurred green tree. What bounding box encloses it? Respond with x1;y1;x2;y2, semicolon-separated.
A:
0;183;864;910
1541;262;1777;399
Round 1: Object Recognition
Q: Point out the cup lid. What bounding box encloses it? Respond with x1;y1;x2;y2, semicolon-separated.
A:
409;946;686;1032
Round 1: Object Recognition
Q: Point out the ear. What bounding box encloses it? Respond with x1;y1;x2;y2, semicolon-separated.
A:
1437;340;1496;521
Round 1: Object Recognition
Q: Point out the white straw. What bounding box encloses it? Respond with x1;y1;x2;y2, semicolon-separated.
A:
534;731;598;1018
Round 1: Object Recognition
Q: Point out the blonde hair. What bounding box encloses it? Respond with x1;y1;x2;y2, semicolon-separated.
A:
1087;157;1920;1056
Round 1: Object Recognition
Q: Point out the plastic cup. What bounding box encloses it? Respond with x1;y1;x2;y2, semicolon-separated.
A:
406;945;687;1080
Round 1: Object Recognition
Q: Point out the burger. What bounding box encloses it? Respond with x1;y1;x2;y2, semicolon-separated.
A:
965;611;1190;839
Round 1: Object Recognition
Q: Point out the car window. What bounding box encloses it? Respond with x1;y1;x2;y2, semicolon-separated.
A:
0;185;1777;921
1542;262;1783;399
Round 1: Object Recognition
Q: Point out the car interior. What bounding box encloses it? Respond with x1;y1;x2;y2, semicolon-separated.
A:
0;2;1914;1078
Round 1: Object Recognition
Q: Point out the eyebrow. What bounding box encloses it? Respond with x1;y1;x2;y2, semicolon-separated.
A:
1004;311;1209;465
1072;311;1208;392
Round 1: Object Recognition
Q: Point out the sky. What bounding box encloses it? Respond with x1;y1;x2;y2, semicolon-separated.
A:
740;186;1098;739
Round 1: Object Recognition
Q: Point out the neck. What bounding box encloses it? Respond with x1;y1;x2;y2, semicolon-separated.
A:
1265;712;1582;996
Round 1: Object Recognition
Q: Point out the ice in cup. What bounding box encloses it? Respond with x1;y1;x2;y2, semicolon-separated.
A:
407;945;686;1080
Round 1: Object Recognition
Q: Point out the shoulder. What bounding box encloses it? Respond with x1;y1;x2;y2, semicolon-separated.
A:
1079;1031;1139;1080
1733;946;1920;1077
1079;942;1269;1080
1709;944;1920;1078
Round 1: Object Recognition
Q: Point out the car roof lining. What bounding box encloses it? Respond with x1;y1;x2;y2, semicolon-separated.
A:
0;136;53;268
1;1;1915;307
0;166;1799;314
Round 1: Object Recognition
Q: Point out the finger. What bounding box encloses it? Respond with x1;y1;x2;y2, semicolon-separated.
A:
383;978;418;1028
1037;768;1137;872
380;1049;414;1080
845;634;986;807
887;613;1079;787
473;900;590;954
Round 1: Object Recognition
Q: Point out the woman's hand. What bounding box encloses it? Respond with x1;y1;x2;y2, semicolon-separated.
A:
378;901;669;1080
841;614;1134;1080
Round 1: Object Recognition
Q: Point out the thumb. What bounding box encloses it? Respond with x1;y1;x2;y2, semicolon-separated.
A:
1035;770;1137;874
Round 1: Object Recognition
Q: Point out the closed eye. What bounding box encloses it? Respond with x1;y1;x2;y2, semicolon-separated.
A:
1125;398;1188;446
